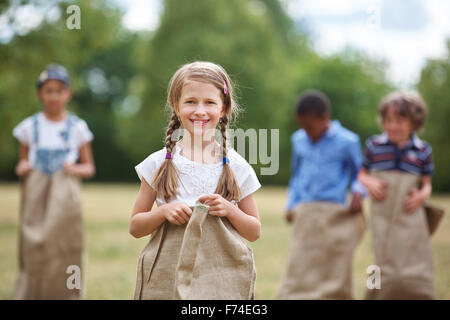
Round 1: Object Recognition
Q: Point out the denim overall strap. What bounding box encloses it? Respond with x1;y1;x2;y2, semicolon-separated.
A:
60;113;77;146
33;113;77;145
32;113;39;144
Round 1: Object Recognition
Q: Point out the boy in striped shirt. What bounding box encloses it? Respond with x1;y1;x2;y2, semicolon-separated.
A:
359;91;433;210
358;91;436;299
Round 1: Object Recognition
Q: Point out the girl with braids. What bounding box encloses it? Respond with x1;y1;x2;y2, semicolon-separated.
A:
129;61;261;299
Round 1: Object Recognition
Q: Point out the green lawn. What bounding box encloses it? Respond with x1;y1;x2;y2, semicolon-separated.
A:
1;183;449;299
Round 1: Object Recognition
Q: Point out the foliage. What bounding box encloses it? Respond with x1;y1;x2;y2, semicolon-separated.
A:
2;0;441;189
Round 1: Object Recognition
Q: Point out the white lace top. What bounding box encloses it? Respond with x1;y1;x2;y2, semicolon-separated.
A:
135;144;261;207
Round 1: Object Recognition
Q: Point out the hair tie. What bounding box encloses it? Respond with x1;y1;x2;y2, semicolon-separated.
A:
223;80;228;95
165;152;173;160
222;157;229;165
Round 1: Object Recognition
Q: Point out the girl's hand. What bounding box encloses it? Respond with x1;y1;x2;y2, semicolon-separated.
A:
198;193;236;217
162;202;192;225
15;159;31;177
404;188;426;214
367;176;387;201
63;161;95;179
63;162;78;176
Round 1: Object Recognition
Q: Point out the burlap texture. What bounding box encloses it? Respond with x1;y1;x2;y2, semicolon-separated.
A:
277;202;365;299
365;171;435;300
134;202;256;300
15;170;83;300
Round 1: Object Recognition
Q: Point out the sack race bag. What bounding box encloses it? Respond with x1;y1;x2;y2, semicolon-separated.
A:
15;169;83;300
424;202;444;236
276;202;365;300
365;171;435;300
134;202;256;300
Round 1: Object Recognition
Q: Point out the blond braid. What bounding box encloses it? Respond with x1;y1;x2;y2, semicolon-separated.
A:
220;116;229;157
214;116;242;201
165;112;181;153
152;111;181;202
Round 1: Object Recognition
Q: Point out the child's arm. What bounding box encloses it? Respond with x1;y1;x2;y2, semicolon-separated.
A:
63;142;95;179
404;175;432;214
198;193;261;242
15;142;31;177
285;140;302;223
358;168;387;201
349;192;363;214
347;136;366;213
129;179;193;238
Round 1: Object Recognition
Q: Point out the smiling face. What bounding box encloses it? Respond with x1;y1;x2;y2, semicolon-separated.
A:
37;79;72;116
382;106;414;146
177;80;224;137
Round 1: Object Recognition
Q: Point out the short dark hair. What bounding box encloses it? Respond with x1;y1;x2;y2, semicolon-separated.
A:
378;91;427;131
295;90;330;117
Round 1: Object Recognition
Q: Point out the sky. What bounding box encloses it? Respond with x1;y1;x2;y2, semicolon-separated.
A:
119;0;450;88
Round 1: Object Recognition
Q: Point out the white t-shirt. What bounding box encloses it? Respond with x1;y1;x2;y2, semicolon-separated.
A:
135;144;262;207
12;112;94;168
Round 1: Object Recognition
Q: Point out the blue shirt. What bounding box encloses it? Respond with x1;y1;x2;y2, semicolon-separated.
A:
286;120;366;211
363;133;434;176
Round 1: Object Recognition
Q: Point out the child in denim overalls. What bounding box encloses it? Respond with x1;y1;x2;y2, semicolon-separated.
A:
12;64;95;299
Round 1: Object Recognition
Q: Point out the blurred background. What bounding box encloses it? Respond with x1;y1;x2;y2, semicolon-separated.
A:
0;0;449;299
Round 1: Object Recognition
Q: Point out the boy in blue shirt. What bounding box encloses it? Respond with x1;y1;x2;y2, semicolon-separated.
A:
277;90;366;300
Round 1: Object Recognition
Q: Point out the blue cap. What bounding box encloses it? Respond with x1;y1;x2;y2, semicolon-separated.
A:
36;63;70;88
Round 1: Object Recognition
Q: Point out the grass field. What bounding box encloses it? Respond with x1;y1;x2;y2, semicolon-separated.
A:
1;183;449;299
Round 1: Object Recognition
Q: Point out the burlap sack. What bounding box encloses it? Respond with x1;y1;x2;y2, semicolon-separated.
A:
365;171;435;300
276;202;365;300
15;169;83;300
424;202;444;236
134;202;256;300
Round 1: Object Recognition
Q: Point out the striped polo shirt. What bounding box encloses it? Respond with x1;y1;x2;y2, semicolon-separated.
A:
363;133;434;176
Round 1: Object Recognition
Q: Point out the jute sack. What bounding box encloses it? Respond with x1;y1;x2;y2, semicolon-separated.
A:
424;202;444;236
15;169;83;300
134;202;256;300
365;171;435;300
276;202;365;300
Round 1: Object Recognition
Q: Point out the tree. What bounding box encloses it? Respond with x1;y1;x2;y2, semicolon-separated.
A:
418;40;450;191
0;0;136;180
0;0;394;185
116;0;313;184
